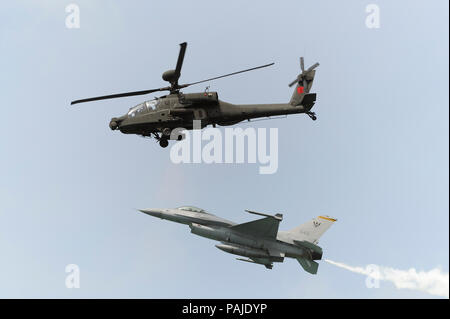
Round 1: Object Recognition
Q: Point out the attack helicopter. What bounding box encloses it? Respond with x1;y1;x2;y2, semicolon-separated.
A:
71;42;319;148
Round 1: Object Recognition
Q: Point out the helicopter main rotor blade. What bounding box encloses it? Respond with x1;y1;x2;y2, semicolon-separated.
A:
70;86;170;105
174;42;187;81
181;62;275;88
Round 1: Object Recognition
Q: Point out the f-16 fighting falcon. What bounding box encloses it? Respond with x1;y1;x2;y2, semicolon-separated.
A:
139;206;337;274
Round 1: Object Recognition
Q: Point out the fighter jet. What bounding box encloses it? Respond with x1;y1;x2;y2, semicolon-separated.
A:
139;206;337;274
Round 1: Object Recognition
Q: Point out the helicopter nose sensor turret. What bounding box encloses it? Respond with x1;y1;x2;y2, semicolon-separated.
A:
109;118;119;130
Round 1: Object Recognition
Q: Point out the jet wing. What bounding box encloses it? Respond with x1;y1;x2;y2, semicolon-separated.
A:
230;216;281;239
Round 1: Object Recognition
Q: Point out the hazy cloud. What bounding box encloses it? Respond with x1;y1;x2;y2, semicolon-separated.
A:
325;259;449;298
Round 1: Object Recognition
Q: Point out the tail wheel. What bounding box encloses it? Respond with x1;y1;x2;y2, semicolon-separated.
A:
306;112;317;121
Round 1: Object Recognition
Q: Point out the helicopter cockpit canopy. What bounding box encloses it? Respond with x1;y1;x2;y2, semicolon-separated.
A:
127;99;159;117
177;206;208;214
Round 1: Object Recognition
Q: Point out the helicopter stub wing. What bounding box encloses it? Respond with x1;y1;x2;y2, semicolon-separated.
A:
179;92;219;106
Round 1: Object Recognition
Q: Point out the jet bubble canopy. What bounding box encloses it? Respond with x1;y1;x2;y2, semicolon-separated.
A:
177;206;208;214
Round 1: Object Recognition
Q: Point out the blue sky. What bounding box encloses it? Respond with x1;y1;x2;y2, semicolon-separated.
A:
0;0;448;298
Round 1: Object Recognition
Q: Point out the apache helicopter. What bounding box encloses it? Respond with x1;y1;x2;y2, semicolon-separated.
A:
71;42;319;148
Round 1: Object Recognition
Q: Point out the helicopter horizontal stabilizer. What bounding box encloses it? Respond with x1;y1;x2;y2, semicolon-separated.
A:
301;93;317;110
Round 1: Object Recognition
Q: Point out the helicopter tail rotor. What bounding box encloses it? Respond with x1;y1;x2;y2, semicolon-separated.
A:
289;57;319;115
288;57;319;91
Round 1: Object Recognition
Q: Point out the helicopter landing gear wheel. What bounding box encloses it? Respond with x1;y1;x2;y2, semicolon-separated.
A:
159;138;169;148
306;112;317;121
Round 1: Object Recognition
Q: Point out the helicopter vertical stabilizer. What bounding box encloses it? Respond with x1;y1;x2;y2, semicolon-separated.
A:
289;57;319;106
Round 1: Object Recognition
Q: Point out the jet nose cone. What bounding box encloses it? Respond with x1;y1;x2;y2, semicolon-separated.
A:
138;208;163;218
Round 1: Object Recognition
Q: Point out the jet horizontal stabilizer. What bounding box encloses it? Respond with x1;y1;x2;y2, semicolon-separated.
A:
296;257;319;275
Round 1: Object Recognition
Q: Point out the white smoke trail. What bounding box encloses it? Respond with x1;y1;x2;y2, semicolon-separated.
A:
325;259;449;298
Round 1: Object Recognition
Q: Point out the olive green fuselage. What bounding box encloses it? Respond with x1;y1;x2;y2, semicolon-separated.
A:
111;92;315;137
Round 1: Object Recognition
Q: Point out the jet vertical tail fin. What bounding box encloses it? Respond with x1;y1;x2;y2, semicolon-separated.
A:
286;215;337;245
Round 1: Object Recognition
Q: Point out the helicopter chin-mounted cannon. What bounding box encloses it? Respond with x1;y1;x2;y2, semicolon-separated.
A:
71;42;320;148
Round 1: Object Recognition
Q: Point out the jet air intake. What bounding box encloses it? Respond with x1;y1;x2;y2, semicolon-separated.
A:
189;223;227;241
